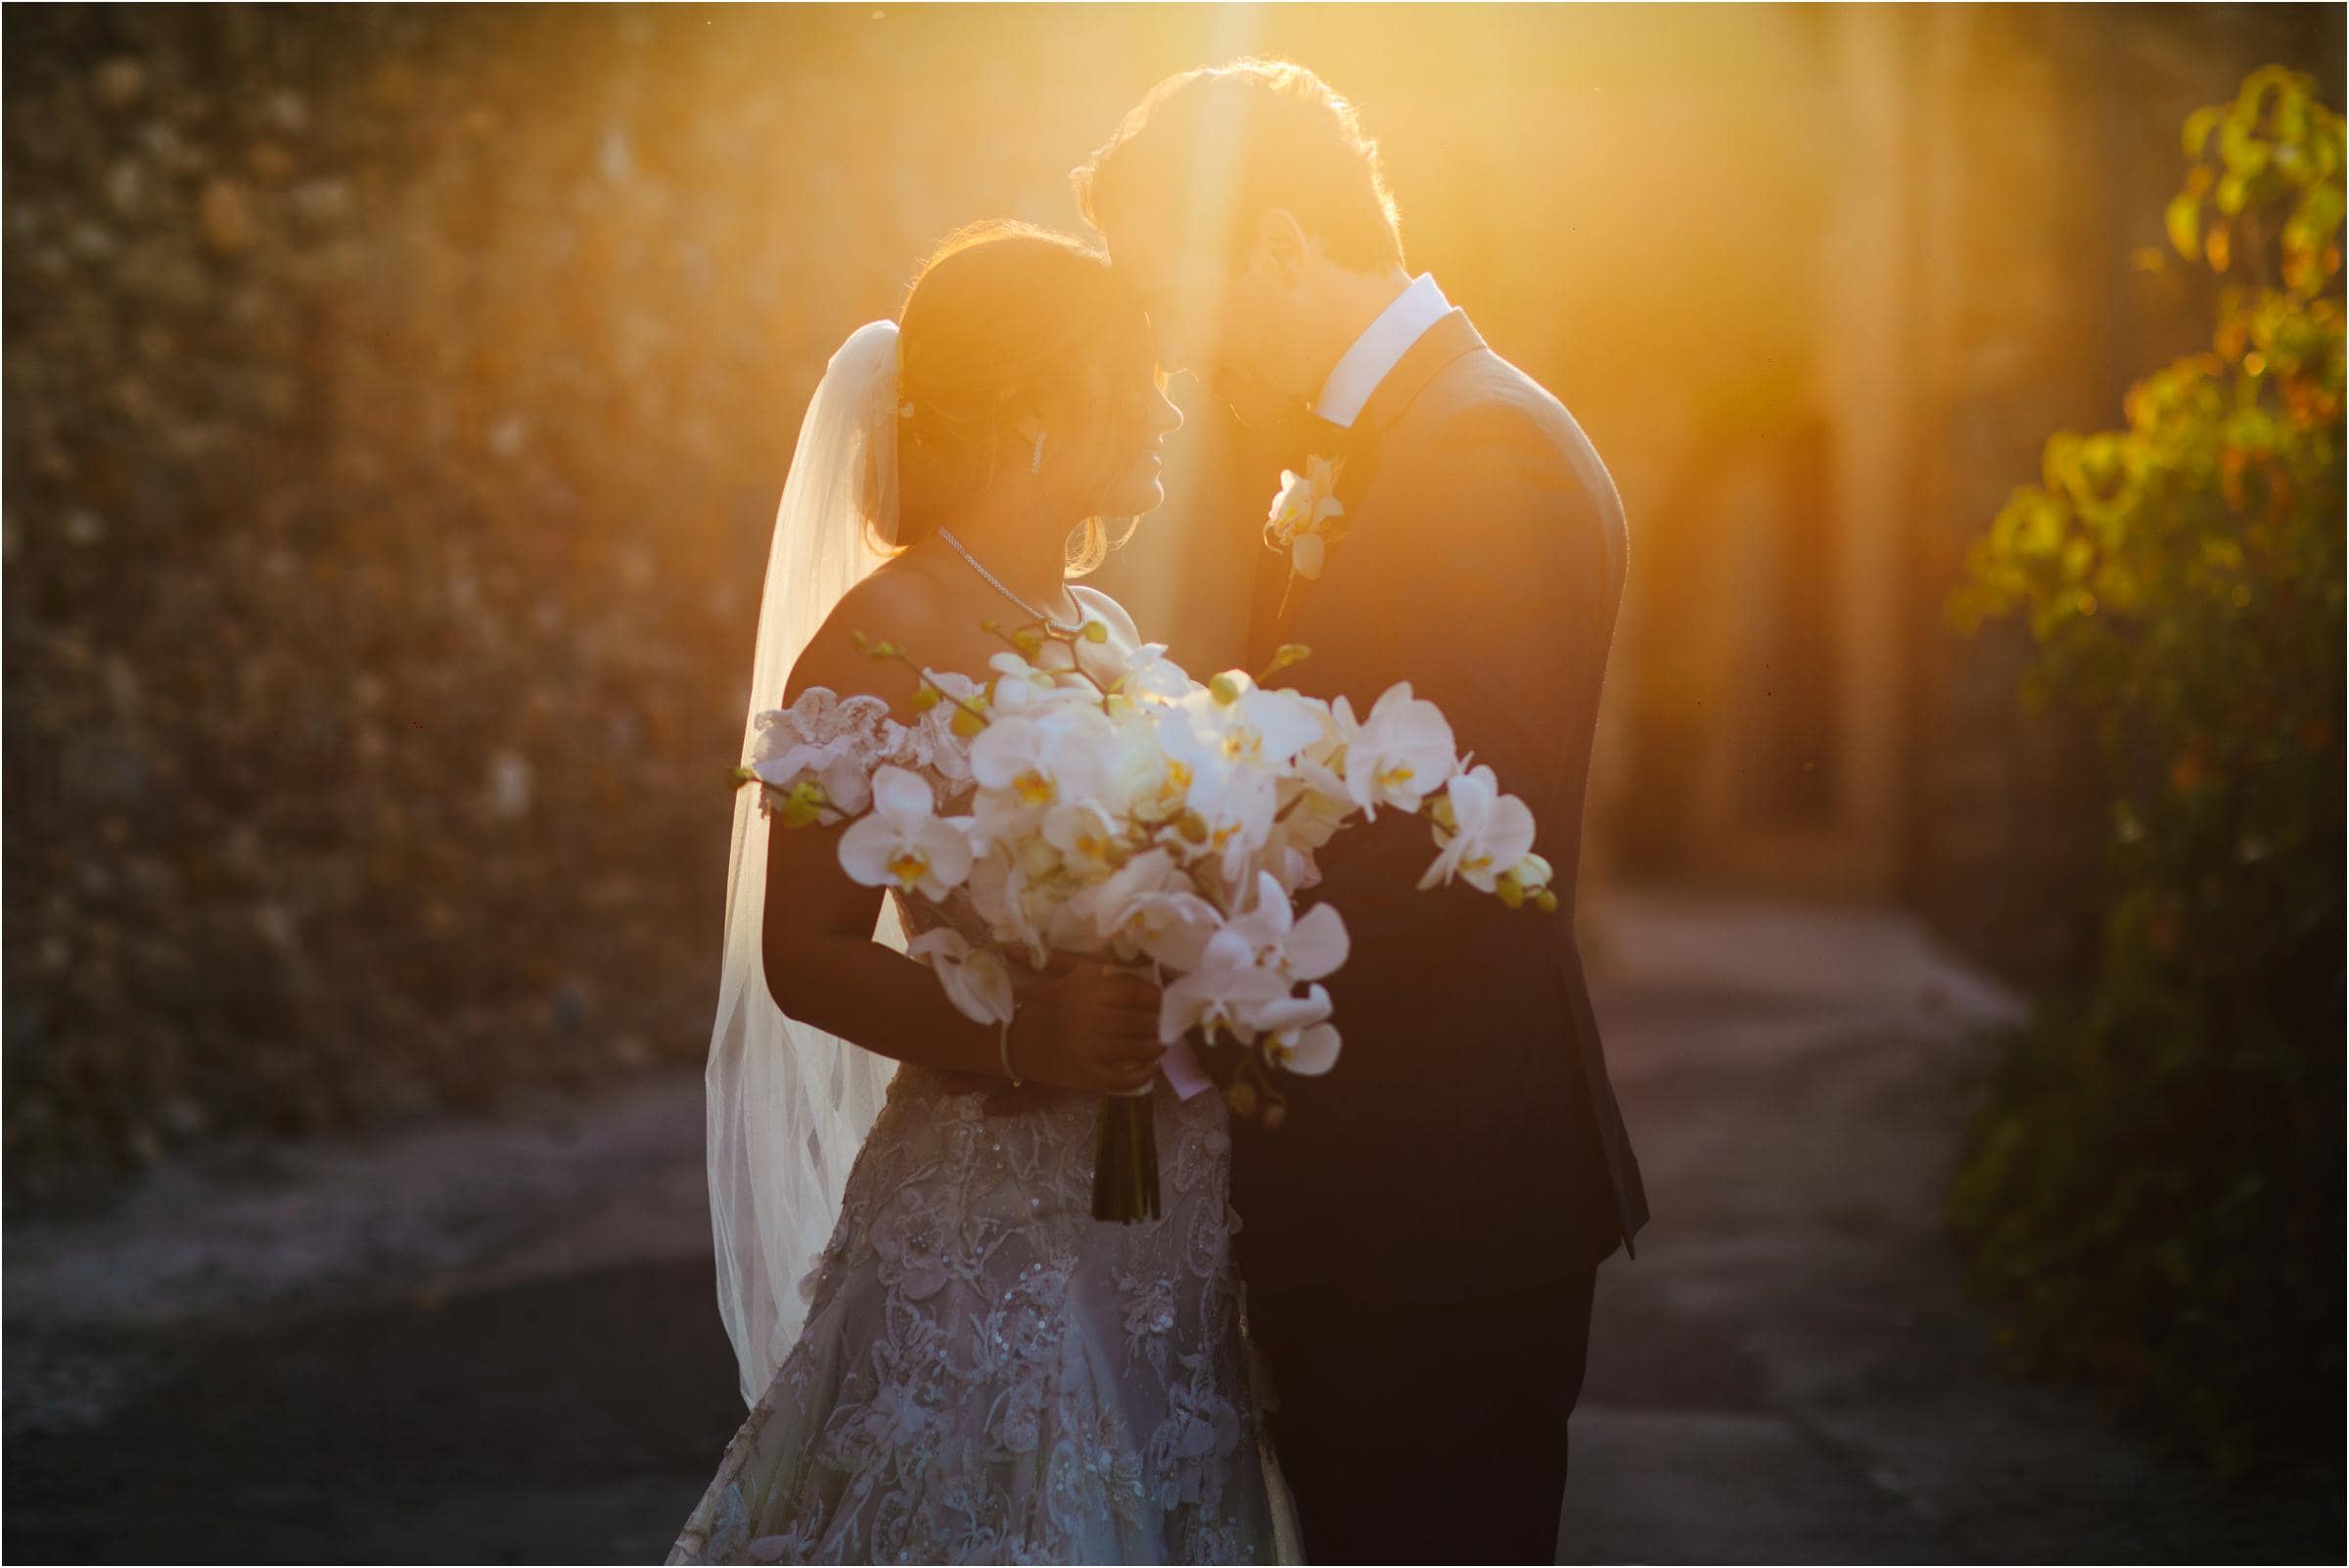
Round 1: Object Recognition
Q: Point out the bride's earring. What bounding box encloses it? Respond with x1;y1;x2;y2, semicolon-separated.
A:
1031;431;1046;476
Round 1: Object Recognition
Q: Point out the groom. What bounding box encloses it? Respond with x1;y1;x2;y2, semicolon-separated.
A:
1078;61;1649;1562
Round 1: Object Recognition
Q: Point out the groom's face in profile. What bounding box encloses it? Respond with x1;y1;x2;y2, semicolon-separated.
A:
1105;213;1301;431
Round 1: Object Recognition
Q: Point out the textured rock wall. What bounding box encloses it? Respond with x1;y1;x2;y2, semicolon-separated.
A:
3;8;800;1186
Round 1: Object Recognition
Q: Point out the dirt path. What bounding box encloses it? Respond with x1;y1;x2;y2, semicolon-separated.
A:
6;888;2336;1562
1563;890;2336;1563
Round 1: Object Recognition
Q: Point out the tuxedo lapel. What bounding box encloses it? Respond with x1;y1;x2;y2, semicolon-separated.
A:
1351;308;1487;442
1266;310;1490;654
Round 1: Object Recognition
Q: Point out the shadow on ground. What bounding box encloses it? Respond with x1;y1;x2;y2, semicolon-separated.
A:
10;1262;740;1563
7;887;2342;1563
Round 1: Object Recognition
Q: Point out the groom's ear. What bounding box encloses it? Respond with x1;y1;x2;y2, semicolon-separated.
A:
1252;209;1315;287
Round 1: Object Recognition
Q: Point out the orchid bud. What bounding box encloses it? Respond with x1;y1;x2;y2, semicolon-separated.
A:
1209;671;1244;706
1225;1080;1260;1119
1255;642;1313;685
911;685;941;713
777;780;828;828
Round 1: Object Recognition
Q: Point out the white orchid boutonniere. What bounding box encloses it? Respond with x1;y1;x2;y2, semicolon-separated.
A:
1264;455;1348;581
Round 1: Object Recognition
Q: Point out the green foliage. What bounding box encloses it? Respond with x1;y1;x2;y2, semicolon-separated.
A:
1949;68;2345;1477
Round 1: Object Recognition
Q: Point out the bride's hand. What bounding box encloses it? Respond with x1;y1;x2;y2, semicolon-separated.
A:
1000;955;1164;1095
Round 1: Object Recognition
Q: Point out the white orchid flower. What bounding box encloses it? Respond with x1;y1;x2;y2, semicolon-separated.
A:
1214;768;1282;886
1111;711;1198;824
966;846;1056;962
1223;870;1349;983
1041;799;1123;875
969;709;1113;844
837;766;974;899
1290;530;1329;581
1076;631;1193;701
1292;696;1348;769
987;648;1088;715
1159;751;1279;884
907;669;982;787
1264;842;1318;896
1127;892;1225;970
1087;849;1224;969
1417;763;1539;894
906;928;1015;1026
1157;926;1291;1046
1168;671;1325;773
1267;457;1345;536
1492;850;1559;910
1097;709;1174;814
1252;711;1354;888
1337;683;1458;818
1247;984;1343;1077
748;716;876;820
1264;456;1348;580
1271;772;1351;856
1043;888;1115;957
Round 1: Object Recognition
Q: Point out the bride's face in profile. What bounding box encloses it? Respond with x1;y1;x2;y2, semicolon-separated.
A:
1085;369;1184;519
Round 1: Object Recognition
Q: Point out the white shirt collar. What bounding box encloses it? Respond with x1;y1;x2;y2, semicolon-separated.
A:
1311;272;1451;429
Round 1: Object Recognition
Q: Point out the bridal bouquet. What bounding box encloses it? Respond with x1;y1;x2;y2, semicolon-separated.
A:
735;618;1557;1222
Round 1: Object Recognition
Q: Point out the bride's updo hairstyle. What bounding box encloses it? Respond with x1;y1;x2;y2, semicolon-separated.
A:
891;219;1157;575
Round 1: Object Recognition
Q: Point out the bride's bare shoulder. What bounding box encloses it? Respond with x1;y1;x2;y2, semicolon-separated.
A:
783;562;945;715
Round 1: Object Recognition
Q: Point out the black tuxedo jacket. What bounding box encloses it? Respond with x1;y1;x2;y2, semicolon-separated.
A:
1232;307;1650;1308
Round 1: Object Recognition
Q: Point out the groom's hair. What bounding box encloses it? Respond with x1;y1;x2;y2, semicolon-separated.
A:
1074;59;1404;273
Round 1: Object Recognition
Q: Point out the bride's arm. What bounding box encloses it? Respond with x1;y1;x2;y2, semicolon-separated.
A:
757;586;1164;1093
761;790;1167;1094
760;817;1004;1078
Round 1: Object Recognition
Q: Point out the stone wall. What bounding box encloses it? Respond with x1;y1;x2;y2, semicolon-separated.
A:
7;4;2335;1187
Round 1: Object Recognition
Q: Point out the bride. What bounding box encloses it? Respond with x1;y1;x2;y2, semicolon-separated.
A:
668;221;1287;1565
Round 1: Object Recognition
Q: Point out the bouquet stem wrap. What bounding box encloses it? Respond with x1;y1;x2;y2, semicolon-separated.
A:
1092;1086;1161;1223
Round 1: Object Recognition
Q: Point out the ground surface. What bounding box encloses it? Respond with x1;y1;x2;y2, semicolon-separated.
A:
7;887;2340;1563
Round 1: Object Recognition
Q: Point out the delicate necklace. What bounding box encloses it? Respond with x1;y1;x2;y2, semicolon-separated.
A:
934;528;1084;635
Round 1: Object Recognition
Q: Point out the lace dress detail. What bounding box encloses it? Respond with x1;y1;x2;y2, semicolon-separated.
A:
671;631;1282;1565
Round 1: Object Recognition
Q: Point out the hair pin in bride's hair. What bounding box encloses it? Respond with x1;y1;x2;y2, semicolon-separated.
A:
1032;431;1046;476
898;401;916;419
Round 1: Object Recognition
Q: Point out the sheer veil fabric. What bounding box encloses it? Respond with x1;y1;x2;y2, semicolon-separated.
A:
706;320;908;1405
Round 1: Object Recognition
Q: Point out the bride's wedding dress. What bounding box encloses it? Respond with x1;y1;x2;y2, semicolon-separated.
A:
669;587;1285;1566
